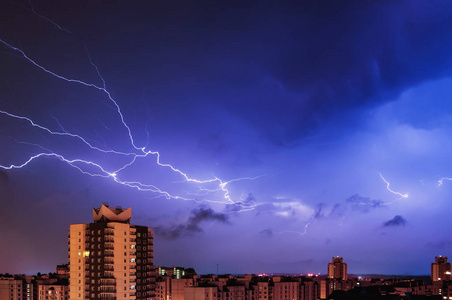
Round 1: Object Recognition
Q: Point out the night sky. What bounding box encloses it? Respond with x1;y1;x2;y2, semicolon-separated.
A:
1;0;452;276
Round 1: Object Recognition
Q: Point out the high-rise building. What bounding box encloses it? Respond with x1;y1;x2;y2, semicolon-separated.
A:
328;257;347;280
431;256;452;282
68;204;155;300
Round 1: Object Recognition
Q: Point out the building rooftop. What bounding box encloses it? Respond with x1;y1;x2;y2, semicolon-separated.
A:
93;204;131;223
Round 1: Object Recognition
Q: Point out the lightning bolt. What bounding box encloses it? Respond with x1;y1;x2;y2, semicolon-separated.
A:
0;32;260;210
7;0;73;34
438;177;452;186
278;219;311;236
379;173;409;199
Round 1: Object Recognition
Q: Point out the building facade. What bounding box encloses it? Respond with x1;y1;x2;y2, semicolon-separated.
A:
431;256;452;282
68;204;156;300
327;257;347;281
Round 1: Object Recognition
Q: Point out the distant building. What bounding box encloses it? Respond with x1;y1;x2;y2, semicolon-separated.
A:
431;256;452;282
158;266;188;279
55;265;69;279
68;204;156;300
0;275;40;300
328;257;347;280
38;282;68;300
0;277;26;300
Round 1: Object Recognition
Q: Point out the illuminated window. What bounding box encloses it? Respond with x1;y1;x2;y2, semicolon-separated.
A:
131;245;135;249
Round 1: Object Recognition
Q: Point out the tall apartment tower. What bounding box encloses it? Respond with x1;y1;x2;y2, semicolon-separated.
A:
431;256;452;282
328;256;347;280
69;204;156;300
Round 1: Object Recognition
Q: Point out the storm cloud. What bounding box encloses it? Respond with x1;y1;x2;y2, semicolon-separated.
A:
154;206;229;239
383;215;407;227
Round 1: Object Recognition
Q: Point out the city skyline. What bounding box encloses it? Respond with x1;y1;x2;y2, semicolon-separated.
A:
2;0;452;276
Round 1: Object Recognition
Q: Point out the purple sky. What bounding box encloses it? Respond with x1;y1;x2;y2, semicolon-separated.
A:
1;0;452;276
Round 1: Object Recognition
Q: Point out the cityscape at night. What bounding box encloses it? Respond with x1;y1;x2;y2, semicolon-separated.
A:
2;1;452;298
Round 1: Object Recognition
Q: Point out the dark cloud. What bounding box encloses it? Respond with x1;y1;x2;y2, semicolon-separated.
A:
186;206;229;232
425;240;452;249
346;194;384;213
259;228;273;238
383;215;407;227
5;0;448;147
154;206;229;239
153;225;186;240
329;203;347;218
313;203;324;219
